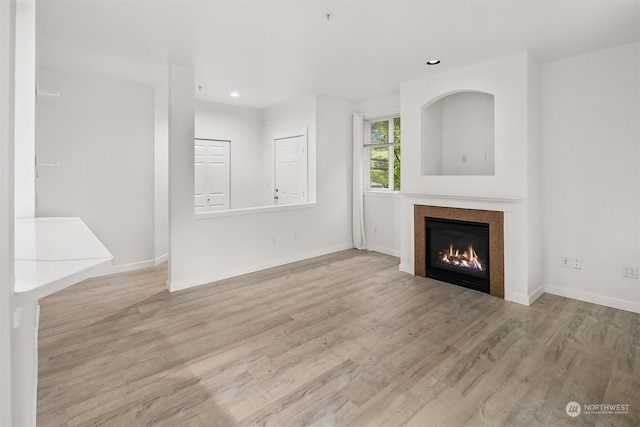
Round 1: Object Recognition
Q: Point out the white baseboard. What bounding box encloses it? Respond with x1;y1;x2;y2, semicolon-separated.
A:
544;284;640;314
366;244;400;258
92;253;168;277
168;243;354;292
505;292;530;306
506;285;545;306
399;263;413;275
528;285;545;305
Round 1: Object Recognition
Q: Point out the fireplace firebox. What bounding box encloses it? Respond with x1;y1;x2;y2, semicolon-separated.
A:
425;217;490;293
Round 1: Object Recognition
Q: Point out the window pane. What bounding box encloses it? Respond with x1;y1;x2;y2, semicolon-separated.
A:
393;145;401;191
394;117;401;143
370;146;389;188
370;120;389;144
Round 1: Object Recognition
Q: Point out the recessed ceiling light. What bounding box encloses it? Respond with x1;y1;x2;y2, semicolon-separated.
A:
426;59;441;65
230;92;240;97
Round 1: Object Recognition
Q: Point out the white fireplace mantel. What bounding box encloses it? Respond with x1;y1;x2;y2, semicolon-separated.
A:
400;192;522;214
401;192;520;204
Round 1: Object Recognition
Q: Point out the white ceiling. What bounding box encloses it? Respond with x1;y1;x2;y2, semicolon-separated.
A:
37;0;639;109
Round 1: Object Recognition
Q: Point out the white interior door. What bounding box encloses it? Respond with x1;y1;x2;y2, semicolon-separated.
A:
195;139;230;212
274;132;307;205
205;140;230;210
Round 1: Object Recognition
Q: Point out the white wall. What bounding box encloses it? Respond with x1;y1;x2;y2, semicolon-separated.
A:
422;92;495;176
421;99;443;175
169;78;353;290
4;2;43;425
262;96;319;206
36;44;171;263
527;54;544;303
14;0;35;219
363;192;401;257
430;91;495;176
154;72;169;260
195;101;264;209
399;52;542;305
167;64;194;289
542;42;640;313
402;53;529;198
0;1;15;424
353;94;400;115
36;68;157;270
12;4;39;424
353;94;402;257
316;95;352;242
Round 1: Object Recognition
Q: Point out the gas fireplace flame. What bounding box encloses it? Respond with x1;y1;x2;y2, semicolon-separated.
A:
440;244;484;271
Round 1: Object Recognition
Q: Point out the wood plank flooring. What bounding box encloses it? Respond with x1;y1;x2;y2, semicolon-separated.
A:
37;250;640;426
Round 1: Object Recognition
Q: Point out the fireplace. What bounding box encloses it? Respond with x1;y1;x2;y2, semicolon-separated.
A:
425;217;490;293
414;205;505;299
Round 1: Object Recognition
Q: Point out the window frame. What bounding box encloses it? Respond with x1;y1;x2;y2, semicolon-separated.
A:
364;115;400;192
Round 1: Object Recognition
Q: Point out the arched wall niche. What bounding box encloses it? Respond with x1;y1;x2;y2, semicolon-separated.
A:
421;90;495;176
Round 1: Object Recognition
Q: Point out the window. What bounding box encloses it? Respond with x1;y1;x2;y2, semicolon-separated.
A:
365;116;400;191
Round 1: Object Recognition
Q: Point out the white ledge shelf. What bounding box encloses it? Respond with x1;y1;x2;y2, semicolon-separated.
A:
195;201;316;220
14;217;113;301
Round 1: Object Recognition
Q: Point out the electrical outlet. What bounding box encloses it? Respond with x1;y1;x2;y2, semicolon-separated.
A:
572;258;582;269
562;257;570;268
373;226;378;234
622;266;638;279
394;229;398;238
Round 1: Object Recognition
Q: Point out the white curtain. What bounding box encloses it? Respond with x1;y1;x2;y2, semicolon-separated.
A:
352;113;367;250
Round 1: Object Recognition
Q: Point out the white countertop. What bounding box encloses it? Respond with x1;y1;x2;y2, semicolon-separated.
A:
14;217;113;300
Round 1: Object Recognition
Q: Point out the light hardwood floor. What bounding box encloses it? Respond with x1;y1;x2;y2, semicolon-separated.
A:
37;250;639;426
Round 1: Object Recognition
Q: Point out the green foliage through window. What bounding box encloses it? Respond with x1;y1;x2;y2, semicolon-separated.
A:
368;116;400;190
393;145;401;191
370;146;388;188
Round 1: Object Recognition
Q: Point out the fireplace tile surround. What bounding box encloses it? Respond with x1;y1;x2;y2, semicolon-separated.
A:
414;205;505;298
